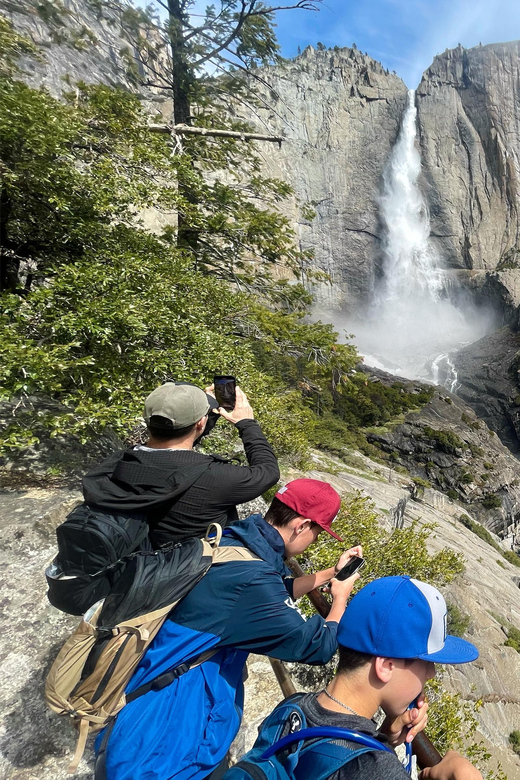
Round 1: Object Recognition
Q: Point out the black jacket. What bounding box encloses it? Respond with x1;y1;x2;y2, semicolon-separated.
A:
82;419;280;545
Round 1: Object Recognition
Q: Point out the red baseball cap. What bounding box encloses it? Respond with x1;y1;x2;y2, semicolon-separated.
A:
275;479;343;541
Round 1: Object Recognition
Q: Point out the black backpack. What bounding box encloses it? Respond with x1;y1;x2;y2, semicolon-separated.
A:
46;459;212;615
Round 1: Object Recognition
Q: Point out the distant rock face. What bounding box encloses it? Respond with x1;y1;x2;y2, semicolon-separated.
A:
416;42;520;311
360;365;520;535
0;0;170;112
231;46;408;308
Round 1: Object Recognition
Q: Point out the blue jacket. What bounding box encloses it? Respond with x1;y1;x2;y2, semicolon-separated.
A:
99;515;339;780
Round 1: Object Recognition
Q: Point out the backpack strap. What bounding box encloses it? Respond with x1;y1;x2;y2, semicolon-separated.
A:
261;727;394;758
294;740;376;780
94;647;217;780
263;727;394;780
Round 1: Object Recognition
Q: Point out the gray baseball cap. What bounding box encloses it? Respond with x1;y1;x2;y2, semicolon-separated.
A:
144;383;210;429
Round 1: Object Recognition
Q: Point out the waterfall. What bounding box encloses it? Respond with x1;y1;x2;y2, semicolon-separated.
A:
329;89;495;386
378;90;443;304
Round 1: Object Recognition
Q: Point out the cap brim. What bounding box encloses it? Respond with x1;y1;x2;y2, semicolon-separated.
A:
417;634;479;664
321;526;343;542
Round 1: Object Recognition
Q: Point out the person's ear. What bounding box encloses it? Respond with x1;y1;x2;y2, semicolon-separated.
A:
292;517;312;535
374;657;395;683
195;415;208;431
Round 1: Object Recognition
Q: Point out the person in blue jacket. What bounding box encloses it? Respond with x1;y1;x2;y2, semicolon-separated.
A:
98;478;363;780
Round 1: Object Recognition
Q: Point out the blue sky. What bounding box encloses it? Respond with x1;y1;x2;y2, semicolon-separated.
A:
272;0;520;87
142;1;520;88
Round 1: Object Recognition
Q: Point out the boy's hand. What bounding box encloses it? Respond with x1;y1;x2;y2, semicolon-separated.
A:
419;751;482;780
329;571;360;605
380;693;428;746
334;546;363;574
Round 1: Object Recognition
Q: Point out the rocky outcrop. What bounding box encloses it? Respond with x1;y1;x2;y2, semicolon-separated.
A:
417;42;520;313
360;366;520;537
233;47;408;308
452;327;520;454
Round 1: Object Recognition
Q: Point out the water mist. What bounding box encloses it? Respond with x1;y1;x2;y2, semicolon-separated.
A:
327;90;495;385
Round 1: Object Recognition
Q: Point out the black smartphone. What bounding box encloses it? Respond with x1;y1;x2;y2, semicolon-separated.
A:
213;375;236;411
335;556;365;581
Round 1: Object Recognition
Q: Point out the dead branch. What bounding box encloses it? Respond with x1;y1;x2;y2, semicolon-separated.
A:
149;123;284;144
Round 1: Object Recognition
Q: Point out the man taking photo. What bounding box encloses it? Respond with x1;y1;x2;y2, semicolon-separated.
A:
82;381;280;545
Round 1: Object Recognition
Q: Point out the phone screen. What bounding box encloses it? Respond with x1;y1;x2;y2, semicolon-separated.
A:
213;375;236;411
335;556;365;581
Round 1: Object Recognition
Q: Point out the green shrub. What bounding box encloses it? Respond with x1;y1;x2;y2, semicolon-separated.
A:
298;492;464;609
482;493;502;509
460;472;474;485
412;476;431;489
503;550;520;568
422;426;466;454
505;626;520;653
468;443;485;458
427;678;507;779
509;730;520;756
447;602;470;637
447;489;459;501
457;515;502;552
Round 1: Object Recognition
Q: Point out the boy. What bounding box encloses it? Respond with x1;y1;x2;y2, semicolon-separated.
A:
98;479;363;780
238;575;482;780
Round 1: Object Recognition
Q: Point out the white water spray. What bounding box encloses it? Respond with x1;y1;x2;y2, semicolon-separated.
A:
327;90;495;385
378;90;443;304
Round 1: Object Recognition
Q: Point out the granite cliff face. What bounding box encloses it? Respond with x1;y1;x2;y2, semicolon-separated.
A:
231;47;408;308
416;42;520;314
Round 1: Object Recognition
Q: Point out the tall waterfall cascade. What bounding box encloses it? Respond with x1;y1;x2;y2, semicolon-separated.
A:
334;90;494;386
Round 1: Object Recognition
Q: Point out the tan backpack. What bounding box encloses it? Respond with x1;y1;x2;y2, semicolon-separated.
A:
45;525;260;773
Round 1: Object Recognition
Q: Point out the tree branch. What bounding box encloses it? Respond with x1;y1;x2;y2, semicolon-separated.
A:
149;123;283;144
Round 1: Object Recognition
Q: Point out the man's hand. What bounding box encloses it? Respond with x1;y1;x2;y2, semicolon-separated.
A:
380;693;428;746
214;386;254;424
419;751;483;780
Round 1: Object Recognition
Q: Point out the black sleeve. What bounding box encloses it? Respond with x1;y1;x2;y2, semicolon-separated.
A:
204;419;279;505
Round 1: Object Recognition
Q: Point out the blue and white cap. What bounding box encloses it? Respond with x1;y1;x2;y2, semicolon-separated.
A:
337;575;478;664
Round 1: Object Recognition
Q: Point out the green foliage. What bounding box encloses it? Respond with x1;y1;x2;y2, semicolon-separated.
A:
447;602;470;637
426;678;507;780
504;625;520;652
461;412;481;430
457;514;501;549
460;472;474;484
412;476;431;489
509;730;520;756
298;493;464;608
422;426;465;454
482;493;502;509
502;550;520;568
468;442;485;458
447;489;459;501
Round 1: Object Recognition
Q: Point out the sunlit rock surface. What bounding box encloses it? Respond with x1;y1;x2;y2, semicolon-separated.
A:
417;42;520;285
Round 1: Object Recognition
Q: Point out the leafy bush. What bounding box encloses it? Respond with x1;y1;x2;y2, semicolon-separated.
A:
457;515;499;547
426;678;506;780
482;494;502;509
509;730;520;756
447;602;470;637
504;626;520;653
422;426;466;454
502;550;520;568
298;493;464;606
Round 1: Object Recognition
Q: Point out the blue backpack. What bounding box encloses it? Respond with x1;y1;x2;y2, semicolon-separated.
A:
223;694;395;780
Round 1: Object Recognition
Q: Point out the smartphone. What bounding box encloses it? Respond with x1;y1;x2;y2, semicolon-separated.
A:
335;556;365;581
213;375;236;411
